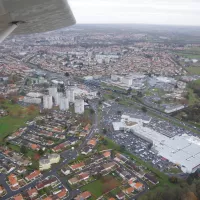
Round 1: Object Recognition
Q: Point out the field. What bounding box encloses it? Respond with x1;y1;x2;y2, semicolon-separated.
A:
187;66;200;75
81;175;120;199
0;101;39;142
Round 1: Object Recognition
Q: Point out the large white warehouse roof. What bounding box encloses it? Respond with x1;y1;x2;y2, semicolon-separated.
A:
113;115;200;173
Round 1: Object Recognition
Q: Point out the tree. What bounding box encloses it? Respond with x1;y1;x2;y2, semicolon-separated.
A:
117;110;122;115
141;106;147;113
137;91;143;98
38;149;44;156
27;105;36;112
186;175;194;185
89;109;95;114
65;72;70;77
20;145;27;154
102;128;107;134
127;87;132;95
147;143;153;150
97;91;100;96
120;145;126;152
17;110;23;117
11;96;18;104
36;119;45;125
169;176;178;184
102;139;108;146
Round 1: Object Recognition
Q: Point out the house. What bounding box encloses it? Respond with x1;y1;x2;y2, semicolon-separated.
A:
87;138;97;147
81;146;92;155
61;167;71;176
75;191;91;200
84;124;91;132
30;144;40;151
79;132;88;137
103;151;111;158
57;188;67;199
78;172;90;181
13;194;24;200
52;141;70;152
103;162;116;171
43;196;53;200
108;198;115;200
8;174;19;188
132;182;144;191
128;178;137;187
123;187;134;195
68;177;79;185
25;170;41;181
36;177;58;190
126;160;140;172
0;186;4;195
144;173;159;185
69;162;85;171
116;169;131;180
114;153;128;164
17;167;26;174
116;192;125;200
27;188;38;198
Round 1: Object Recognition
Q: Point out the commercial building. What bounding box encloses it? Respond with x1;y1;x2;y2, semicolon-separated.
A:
23;96;41;104
39;154;60;171
113;115;200;173
122;77;133;86
74;99;84;114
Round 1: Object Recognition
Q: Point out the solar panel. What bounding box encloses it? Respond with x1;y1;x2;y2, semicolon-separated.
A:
0;0;76;35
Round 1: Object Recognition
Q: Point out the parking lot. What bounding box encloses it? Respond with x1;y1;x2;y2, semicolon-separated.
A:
100;102;194;172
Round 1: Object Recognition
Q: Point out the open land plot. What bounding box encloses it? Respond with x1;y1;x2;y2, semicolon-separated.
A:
81;175;120;199
187;67;200;75
0;101;39;142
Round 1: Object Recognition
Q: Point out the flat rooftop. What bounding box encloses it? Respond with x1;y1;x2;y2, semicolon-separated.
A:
113;116;200;173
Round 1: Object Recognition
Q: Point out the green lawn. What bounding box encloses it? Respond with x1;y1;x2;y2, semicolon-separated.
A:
188;88;199;105
81;180;103;199
0;101;39;142
187;67;200;75
81;175;120;199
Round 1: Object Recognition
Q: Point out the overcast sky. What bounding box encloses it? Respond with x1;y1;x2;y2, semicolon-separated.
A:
68;0;200;26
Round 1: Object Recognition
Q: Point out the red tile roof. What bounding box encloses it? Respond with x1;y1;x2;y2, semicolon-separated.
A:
8;174;18;186
25;170;41;181
14;194;24;200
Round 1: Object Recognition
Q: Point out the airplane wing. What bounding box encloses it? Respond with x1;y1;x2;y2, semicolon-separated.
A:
0;0;76;35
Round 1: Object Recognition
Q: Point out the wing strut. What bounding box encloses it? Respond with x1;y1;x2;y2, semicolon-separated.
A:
0;21;26;43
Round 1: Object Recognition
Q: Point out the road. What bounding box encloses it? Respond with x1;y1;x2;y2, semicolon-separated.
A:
3;149;78;199
3;102;99;199
77;101;99;152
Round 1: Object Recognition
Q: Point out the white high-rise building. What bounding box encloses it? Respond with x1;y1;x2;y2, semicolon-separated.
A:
69;89;75;103
74;99;84;114
59;97;69;111
48;87;57;97
54;92;59;106
57;92;63;106
66;90;71;99
43;95;53;109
